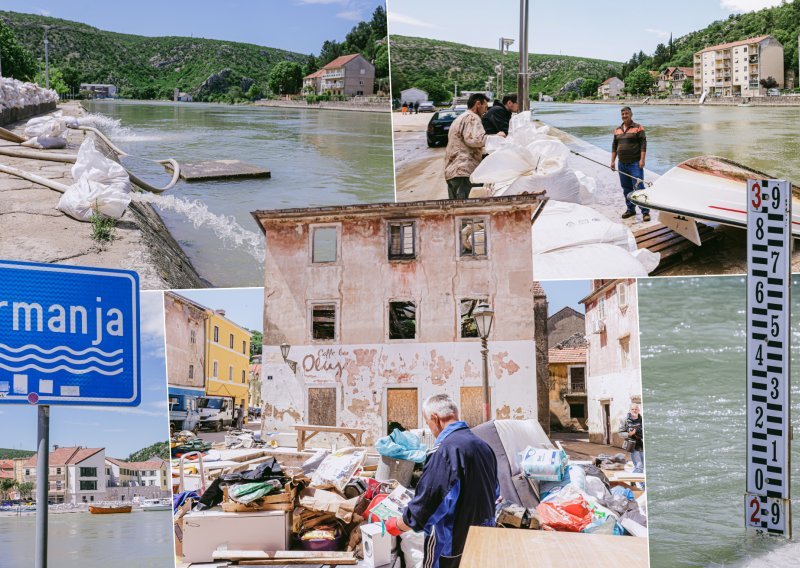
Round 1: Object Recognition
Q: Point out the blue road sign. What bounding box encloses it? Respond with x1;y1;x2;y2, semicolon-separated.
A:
0;260;140;406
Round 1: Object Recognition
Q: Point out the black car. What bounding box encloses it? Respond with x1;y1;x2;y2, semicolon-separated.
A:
426;109;465;147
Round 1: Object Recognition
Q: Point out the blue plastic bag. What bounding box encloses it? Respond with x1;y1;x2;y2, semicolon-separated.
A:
375;429;427;463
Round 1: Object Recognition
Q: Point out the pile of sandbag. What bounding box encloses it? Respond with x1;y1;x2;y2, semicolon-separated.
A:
57;137;133;221
0;77;58;111
21;111;79;149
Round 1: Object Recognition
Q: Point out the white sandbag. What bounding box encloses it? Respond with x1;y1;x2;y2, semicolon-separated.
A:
472;144;535;184
24;111;66;138
575;170;597;204
509;110;537;132
508;122;550;147
21;136;67;150
483;134;506;154
532;201;637;255
526;137;570;167
400;530;425;568
534;243;651;280
507;168;583;203
57;138;132;221
632;248;661;273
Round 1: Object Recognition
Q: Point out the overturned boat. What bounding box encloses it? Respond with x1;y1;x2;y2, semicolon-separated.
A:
628;156;800;245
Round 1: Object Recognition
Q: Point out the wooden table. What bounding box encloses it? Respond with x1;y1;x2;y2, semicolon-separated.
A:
460;527;649;568
602;469;646;490
292;424;366;451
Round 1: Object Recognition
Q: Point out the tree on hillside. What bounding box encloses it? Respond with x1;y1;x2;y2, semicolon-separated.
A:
246;83;264;101
34;65;69;96
580;78;600;98
0;21;36;80
250;330;263;360
303;54;319;76
319;40;344;67
417;78;450;104
268;61;303;95
625;67;655;95
374;43;389;80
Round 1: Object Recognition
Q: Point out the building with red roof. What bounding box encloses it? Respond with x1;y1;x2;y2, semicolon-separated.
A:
693;35;783;97
22;446;106;504
304;53;375;96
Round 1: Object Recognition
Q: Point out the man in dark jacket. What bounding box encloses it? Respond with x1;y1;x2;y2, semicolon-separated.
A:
619;403;644;473
481;94;518;135
385;394;498;568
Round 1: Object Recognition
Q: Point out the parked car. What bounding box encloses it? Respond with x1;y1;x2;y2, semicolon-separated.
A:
767;88;781;96
427;108;465;147
418;101;436;112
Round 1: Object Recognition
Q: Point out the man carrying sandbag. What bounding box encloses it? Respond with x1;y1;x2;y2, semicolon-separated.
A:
610;106;650;222
482;94;518;135
444;93;505;200
384;394;498;568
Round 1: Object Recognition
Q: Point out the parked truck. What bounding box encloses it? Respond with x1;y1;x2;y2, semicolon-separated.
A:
169;393;200;433
197;395;236;431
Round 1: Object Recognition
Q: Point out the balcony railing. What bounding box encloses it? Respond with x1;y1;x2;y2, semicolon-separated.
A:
567;381;586;394
324;71;344;79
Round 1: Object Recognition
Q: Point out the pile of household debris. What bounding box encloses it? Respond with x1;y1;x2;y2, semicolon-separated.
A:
471;112;660;278
171;419;646;567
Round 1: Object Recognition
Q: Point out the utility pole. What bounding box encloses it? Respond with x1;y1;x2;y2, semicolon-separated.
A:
44;26;50;89
518;0;530;112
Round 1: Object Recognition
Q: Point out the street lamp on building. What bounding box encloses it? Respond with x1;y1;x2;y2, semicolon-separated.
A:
473;303;495;422
280;342;297;374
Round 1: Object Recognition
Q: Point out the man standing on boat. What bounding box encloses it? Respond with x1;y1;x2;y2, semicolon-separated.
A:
444;93;505;200
611;107;650;222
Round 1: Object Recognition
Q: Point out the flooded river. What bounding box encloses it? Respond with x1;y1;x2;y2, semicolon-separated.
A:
84;101;394;288
0;510;173;567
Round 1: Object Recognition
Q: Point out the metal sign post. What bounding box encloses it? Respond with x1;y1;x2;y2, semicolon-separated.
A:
0;260;141;566
745;179;792;537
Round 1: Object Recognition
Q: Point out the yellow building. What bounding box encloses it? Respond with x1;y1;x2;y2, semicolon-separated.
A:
205;309;251;411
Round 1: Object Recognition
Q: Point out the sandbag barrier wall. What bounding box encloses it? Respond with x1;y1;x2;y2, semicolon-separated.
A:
0;101;57;127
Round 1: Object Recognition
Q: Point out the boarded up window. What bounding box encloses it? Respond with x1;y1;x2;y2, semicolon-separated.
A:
460;298;487;338
387;388;419;431
388;221;416;260
389;301;416;339
460;386;484;428
459;218;487;257
312;227;337;263
312;304;336;340
308;388;336;426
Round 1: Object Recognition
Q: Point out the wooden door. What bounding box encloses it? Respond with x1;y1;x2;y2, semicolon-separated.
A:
602;402;611;445
386;388;419;432
460;387;485;428
308;387;336;426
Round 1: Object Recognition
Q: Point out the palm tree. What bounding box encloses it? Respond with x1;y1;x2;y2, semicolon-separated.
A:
0;478;17;501
17;481;34;501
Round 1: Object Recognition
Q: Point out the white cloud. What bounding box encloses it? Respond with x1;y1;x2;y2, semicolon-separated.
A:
720;0;782;12
296;0;349;4
387;12;437;29
337;9;364;21
84;406;166;417
139;291;165;339
36;8;51;16
646;28;670;40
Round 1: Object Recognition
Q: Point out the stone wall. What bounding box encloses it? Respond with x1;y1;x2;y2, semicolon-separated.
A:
0;101;57;127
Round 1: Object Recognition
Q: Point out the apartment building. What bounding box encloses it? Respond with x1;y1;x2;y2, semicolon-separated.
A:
693;35;784;97
581;279;642;447
598;77;624;99
165;292;208;405
105;457;169;491
22;446;106;504
206;309;252;411
320;54;375;96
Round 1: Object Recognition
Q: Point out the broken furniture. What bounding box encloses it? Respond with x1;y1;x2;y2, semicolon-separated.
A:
460;526;649;567
293;424;366;451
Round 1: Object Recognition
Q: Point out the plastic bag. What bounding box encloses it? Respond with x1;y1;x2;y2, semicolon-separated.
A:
400;530;425;568
375;429;426;463
310;447;366;493
228;480;282;504
519;446;568;482
57;138;132;221
20;136;67;149
537;493;593;532
584;475;610;501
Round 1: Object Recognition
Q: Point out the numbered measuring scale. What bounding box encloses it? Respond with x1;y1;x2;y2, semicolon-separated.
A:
745;179;792;537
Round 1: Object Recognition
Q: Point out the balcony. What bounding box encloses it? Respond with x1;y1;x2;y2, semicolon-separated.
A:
566;381;586;394
323;71;344;79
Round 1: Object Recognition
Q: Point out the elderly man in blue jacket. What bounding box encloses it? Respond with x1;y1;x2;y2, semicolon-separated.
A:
385;394;498;568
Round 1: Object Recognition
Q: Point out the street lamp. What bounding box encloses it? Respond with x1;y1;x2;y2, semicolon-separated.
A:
43;26;50;90
280;342;297;374
473;303;495;422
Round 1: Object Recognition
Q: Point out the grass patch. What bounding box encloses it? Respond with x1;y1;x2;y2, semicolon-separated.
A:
90;203;117;246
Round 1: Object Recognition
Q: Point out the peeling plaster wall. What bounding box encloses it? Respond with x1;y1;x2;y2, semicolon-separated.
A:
164;294;206;390
261;340;536;445
548;362;587;429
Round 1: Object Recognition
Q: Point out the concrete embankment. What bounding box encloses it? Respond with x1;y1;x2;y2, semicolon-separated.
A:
254;98;390;113
0;101;206;290
573;96;800;106
0;101;57;126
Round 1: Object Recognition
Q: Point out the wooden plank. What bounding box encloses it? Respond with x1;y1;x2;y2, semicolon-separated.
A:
214;550;355;561
235;560;357;566
387;388;419;430
164;159;271;181
308;388;337;427
460;386;484;428
292;425;366;434
460;526;648;567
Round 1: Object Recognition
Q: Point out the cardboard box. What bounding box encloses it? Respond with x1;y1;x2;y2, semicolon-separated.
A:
360;523;393;568
181;509;290;564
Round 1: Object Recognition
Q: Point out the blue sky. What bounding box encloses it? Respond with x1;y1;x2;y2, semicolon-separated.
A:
1;0;385;54
0;291;169;459
541;280;589;314
388;0;786;61
173;288;264;333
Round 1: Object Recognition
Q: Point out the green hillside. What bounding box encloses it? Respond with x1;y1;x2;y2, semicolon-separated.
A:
0;449;34;460
388;34;622;100
622;1;800;78
0;11;310;100
127;441;170;462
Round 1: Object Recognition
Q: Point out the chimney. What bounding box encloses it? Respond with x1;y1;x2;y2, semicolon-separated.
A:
53;444;59;450
215;309;226;317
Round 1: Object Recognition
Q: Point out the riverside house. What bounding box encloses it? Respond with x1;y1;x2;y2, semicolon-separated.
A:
22;446;106;504
598;77;624;99
305;54;375;97
693;35;784;97
657;67;694;96
252;196;549;444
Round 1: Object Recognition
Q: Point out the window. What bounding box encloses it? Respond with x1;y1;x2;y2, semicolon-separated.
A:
619;336;631;368
242;370;246;384
569;366;586;392
229;333;234;348
213;325;219;343
360;68;365;75
188;364;194;379
460;298;487;338
213;360;218;378
79;467;97;477
25;469;30;476
311;304;337;340
242;340;247;354
597;297;606;320
389;301;417;340
459;218;487;257
80;480;97;491
190;329;196;344
617;282;628;309
312;226;338;263
56;467;61;475
569;403;586;419
388;221;416;260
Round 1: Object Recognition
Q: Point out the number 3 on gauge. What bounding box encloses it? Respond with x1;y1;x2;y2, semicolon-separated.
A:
751;182;762;210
